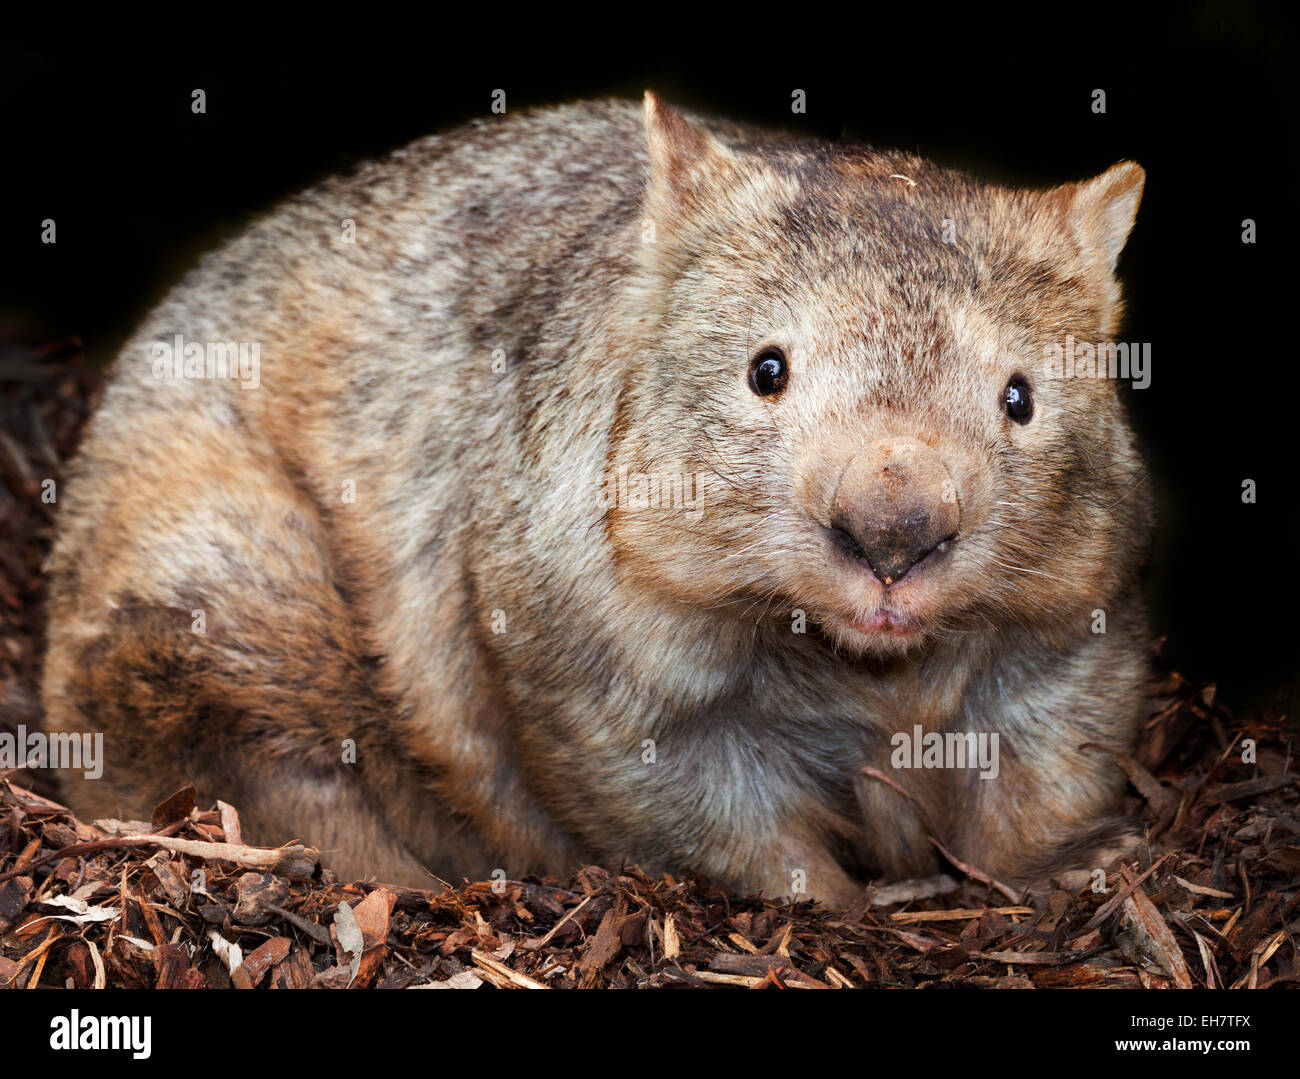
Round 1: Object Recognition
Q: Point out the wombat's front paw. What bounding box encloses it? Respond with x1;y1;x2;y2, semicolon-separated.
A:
1040;833;1145;894
748;846;866;910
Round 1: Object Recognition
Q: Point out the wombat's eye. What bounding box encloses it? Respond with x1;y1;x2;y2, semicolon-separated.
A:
750;348;788;397
1003;376;1033;423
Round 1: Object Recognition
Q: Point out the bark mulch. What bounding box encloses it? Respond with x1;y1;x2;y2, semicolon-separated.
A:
1;343;1297;989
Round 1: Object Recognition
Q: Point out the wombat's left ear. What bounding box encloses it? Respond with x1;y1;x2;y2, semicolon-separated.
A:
1061;162;1145;273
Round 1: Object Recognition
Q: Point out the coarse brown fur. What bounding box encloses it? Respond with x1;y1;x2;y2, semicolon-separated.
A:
40;94;1151;905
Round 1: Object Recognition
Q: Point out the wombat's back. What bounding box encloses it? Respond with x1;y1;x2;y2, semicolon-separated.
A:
48;97;656;613
40;101;660;879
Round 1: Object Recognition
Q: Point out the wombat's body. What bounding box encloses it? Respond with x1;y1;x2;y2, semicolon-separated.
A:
42;96;1151;904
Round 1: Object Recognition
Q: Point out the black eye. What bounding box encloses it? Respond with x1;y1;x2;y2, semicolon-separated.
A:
1003;376;1033;423
750;348;788;397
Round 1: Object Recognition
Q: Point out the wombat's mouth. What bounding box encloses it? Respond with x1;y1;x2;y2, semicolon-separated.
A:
817;605;933;659
849;609;920;636
819;556;947;653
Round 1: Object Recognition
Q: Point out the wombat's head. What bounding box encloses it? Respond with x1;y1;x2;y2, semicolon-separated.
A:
607;93;1151;657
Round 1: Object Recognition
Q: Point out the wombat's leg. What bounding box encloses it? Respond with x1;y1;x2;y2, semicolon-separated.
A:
947;741;1140;893
677;787;870;908
42;419;440;886
44;590;445;885
923;621;1150;893
1043;833;1145;893
746;835;866;909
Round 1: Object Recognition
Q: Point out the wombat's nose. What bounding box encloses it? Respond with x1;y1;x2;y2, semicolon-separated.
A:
830;438;960;586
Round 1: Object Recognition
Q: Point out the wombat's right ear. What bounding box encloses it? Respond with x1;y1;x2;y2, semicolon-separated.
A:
642;91;734;226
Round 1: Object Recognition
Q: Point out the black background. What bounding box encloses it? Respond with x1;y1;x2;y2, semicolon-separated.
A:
2;5;1296;714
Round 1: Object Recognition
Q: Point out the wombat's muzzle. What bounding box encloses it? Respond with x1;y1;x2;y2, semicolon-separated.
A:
830;437;960;586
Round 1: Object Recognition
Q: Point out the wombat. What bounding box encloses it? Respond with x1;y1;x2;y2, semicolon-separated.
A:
41;93;1151;906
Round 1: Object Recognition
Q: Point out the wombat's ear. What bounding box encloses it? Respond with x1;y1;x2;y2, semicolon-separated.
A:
1060;162;1145;273
642;91;734;224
